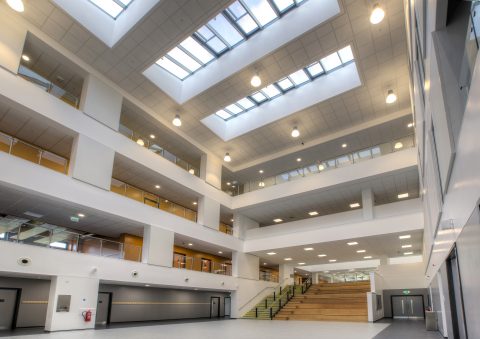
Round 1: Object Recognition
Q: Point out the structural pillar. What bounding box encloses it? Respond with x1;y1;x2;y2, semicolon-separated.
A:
45;276;99;332
200;153;222;189
233;213;259;239
197;196;220;230
362;188;374;220
141;225;174;267
278;264;295;286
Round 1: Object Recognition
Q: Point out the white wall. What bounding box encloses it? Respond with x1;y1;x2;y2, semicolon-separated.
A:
142;226;174;267
197;196;220;231
0;6;25;73
376;262;428;290
200;154;222;190
232;252;259;281
367;272;385;322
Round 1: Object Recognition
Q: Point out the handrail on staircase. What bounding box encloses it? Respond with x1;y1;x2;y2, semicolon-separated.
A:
239;277;290;311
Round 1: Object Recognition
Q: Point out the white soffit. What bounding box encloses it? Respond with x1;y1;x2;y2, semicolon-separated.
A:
53;0;160;47
142;0;341;104
301;259;381;272
201;62;361;141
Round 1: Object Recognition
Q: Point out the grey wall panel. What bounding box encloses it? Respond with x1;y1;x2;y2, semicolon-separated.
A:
430;274;444;334
100;284;230;323
382;288;429;318
0;276;50;328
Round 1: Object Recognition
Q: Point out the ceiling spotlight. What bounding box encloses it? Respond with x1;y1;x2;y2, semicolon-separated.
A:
407;122;414;128
189;168;195;175
394;142;403;149
399;234;411;239
77;213;85;218
318;254;327;257
342;143;347;148
402;244;412;248
149;134;155;139
398;193;409;199
404;252;413;255
226;182;231;186
258;181;265;187
284;258;292;261
250;74;261;87
329;259;337;262
308;211;318;216
259;169;264;174
318;164;325;171
291;127;300;138
364;256;373;259
218;251;223;254
304;247;314;251
224;152;232;162
298;262;306;265
263;262;267;265
370;4;385;24
273;218;283;223
155;185;160;189
350;203;360;208
21;54;30;62
386;89;397;104
357;250;366;253
188;243;193;246
192;201;197;205
7;0;24;12
347;242;359;246
136;138;145;146
231;218;234;222
172;114;182;127
267;252;276;255
296;158;302;162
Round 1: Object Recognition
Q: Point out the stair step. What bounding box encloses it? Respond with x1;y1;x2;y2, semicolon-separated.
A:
277;309;368;316
274;314;368;322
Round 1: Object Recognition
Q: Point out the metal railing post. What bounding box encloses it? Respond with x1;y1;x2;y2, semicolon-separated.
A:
273;291;276;301
270;307;273;320
265;299;267;309
255;307;258;318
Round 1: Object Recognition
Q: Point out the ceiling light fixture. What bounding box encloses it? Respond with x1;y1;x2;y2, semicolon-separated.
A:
318;254;327;257
347;242;359;246
402;244;412;248
399;235;411;239
188;243;193;246
259;169;264;174
407;122;414;128
329;259;337;262
308;211;319;216
304;247;314;251
357;250;366;253
318;164;325;171
370;4;385;24
149;134;155;139
155;185;160;189
226;182;231;186
77;213;85;218
342;143;347;148
192;201;197;205
296;158;302;162
258;181;265;187
7;0;24;12
189;168;195;175
394;142;403;149
250;73;261;87
21;54;30;62
386;89;397;104
267;252;276;255
404;252;413;255
350;203;360;208
398;193;409;199
218;251;223;254
136;138;145;146
291;127;300;138
284;258;292;261
364;256;373;259
298;262;306;265
172;114;182;127
273;218;283;223
230;218;234;222
224;152;232;162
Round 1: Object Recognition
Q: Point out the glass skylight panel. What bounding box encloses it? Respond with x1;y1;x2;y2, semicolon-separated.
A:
320;52;342;71
196;26;228;54
277;77;294;91
207;14;244;47
243;0;278;26
180;37;214;64
288;69;309;85
88;0;132;18
261;84;281;98
306;62;324;77
237;97;255;110
216;110;232;119
167;47;201;72
338;45;354;63
273;0;295;12
156;57;189;80
251;91;268;103
227;2;259;35
225;104;243;115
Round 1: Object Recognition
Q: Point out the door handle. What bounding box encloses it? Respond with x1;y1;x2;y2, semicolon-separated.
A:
410;299;414;315
401;299;405;314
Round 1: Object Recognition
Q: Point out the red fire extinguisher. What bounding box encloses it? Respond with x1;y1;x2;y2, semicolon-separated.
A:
82;310;92;322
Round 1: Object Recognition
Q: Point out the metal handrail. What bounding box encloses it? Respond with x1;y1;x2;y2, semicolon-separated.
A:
238;277;290;311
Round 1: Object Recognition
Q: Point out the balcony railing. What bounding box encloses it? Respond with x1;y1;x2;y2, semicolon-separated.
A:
118;124;200;177
111;178;198;222
0;220;142;262
318;271;371;283
219;222;233;235
260;272;279;283
18;65;80;109
0;131;69;174
173;257;232;276
224;135;415;196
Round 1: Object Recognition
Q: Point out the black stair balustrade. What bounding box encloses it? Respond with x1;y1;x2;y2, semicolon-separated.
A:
255;307;258;318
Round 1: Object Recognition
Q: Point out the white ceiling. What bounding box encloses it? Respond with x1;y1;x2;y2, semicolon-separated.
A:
250;229;424;267
14;0;412;172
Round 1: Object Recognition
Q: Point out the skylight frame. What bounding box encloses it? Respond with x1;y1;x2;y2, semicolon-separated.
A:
156;0;308;80
88;0;133;19
214;45;355;121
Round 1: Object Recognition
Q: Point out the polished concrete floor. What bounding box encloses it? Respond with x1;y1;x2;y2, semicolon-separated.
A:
0;319;443;339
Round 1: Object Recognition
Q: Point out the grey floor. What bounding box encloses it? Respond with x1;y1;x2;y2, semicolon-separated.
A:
0;319;444;339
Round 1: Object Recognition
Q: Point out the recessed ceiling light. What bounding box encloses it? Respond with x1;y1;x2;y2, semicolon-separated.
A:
298;262;306;265
172;114;182;127
230;218;234;222
7;0;24;12
386;89;397;104
291;127;300;138
164;199;169;203
329;259;337;262
398;193;409;199
357;250;366;253
259;169;264;174
308;211;318;216
364;256;373;259
263;262;267;265
404;252;413;255
324;270;329;273
267;252;276;255
370;4;385;24
284;258;292;261
304;247;314;251
192;202;197;205
145;284;150;287
350;203;360;208
24;211;43;218
136;138;145;146
149;134;155;139
273;218;283;223
188;168;195;175
347;242;358;246
402;244;412;248
155;185;160;189
224;152;232;162
188;243;193;246
77;213;85;218
21;54;30;62
226;182;231;186
407;122;414;128
399;235;411;239
318;164;325;171
394;142;403;149
318;254;327;257
250;74;261;87
342;143;347;148
296;158;302;162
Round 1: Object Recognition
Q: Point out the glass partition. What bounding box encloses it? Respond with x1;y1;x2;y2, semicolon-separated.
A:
318;271;371;283
172;254;232;276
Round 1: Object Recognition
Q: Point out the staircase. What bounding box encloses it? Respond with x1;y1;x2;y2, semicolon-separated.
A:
274;281;370;322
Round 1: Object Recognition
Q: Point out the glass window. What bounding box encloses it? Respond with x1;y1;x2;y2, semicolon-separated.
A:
338;45;354;63
243;0;278;26
237;97;255;110
307;62;324;77
227;2;259;35
288;69;309;85
0;233;5;239
261;84;281;98
156;57;189;79
207;14;244;47
180;37;214;64
225;104;243;115
216;110;232;120
273;0;295;12
277;77;294;91
50;242;67;249
167;47;201;72
251;91;268;103
321;52;342;71
89;0;124;18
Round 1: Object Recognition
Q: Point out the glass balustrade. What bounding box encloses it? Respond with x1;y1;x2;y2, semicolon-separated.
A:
318;271;371;283
118;124;200;177
172;255;232;276
17;65;80;109
224;135;415;196
460;1;480;97
259;271;279;283
219;222;233;235
0;220;142;262
0;131;69;174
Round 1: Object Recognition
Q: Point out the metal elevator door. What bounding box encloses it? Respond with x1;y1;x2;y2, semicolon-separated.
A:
95;293;111;326
392;296;424;319
0;289;18;330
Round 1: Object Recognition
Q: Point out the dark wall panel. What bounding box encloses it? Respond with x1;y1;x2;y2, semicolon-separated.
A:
382;288;429;318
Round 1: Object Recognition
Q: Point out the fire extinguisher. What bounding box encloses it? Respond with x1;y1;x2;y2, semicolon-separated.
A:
82;309;92;322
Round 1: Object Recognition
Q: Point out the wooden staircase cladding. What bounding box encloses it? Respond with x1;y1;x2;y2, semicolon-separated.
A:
275;281;370;322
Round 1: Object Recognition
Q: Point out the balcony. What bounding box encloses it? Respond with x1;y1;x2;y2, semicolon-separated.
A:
0;131;69;174
173;250;232;276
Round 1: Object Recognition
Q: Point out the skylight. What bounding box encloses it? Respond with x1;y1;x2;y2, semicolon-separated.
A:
214;45;355;121
88;0;133;19
156;0;307;80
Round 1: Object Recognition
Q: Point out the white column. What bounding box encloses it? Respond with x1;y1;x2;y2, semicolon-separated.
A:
79;74;123;130
312;272;319;284
233;213;259;239
279;264;295;286
142;225;174;267
232;252;259;280
197;196;220;230
45;276;99;332
200;153;222;189
0;9;26;73
362;188;374;220
68;134;115;190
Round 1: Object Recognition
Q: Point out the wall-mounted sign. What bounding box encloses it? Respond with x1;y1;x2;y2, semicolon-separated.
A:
402;290;411;295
